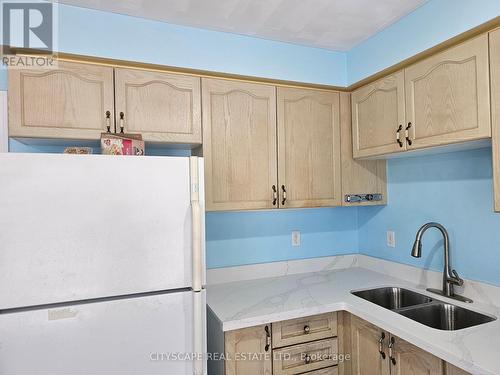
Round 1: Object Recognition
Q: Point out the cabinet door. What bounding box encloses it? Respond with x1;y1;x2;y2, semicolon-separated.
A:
114;68;201;144
351;71;406;158
389;335;443;375
490;28;500;212
277;87;341;208
8;60;114;140
350;315;390;375
445;363;472;375
341;92;387;206
405;34;491;150
225;324;272;375
202;78;277;211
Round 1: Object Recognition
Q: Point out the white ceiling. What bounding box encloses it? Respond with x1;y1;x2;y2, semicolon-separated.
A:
55;0;428;51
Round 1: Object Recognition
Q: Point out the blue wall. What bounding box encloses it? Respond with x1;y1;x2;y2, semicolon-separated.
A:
207;208;358;268
47;3;346;86
347;0;500;84
358;148;500;286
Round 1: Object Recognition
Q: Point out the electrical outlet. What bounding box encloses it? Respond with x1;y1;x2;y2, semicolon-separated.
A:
386;231;396;248
291;230;301;247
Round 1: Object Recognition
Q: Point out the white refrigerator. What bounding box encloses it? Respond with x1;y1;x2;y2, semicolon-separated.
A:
0;153;206;375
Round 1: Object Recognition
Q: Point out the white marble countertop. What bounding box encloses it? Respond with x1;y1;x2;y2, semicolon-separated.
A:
207;267;500;375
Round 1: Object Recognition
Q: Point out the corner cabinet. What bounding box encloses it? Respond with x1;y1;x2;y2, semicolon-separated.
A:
405;34;491;150
9;60;115;139
352;34;491;158
351;71;406;158
114;68;201;144
277;87;342;208
490;28;500;212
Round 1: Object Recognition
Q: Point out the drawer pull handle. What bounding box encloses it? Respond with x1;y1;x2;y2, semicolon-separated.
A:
378;332;386;359
281;185;287;206
305;354;312;364
303;325;310;334
105;111;111;133
388;336;396;365
405;122;413;146
119;112;125;134
396;124;403;147
264;325;271;352
272;185;277;206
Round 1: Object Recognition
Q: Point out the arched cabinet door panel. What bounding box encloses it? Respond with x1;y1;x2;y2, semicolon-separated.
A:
405;34;491;150
202;78;277;211
351;71;406;158
277;87;341;208
114;68;201;144
9;60;114;140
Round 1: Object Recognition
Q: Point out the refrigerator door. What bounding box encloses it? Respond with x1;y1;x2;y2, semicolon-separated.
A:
0;290;206;375
0;153;205;309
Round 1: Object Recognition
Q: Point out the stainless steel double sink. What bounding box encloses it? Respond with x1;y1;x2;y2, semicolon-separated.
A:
352;287;496;330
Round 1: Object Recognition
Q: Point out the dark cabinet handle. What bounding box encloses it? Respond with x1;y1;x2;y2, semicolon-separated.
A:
272;185;277;206
396;125;403;147
264;325;271;352
119;112;125;134
405;122;412;146
281;185;287;206
388;336;396;365
378;332;386;359
304;325;310;334
304;354;312;364
105;111;111;133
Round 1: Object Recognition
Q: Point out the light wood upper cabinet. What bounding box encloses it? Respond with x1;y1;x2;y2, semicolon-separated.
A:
225;324;272;375
405;34;491;149
341;92;387;206
389;335;443;375
351;71;406;158
8;60;114;139
202;78;278;211
490;28;500;212
277;87;342;208
114;68;201;144
350;315;390;375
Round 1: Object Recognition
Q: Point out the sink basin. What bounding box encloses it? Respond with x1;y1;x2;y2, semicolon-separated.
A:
398;303;496;330
352;287;433;310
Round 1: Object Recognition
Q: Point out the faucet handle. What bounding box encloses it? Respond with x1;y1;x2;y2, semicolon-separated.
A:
450;269;464;286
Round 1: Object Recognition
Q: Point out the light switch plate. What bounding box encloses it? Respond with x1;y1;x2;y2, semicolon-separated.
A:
292;230;301;247
387;231;396;248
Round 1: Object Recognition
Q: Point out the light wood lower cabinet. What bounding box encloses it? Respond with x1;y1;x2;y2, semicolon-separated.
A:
114;68;201;144
405;34;491;150
389;335;442;375
273;338;339;375
277;87;342;208
445;363;472;375
490;28;500;212
349;315;390;375
201;78;278;211
9;60;115;140
225;324;272;375
346;313;471;375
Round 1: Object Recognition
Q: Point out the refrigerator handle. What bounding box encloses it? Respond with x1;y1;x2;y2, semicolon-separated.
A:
193;291;204;375
190;156;202;293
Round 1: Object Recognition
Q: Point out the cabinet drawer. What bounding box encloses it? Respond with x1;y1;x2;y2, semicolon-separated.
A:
273;338;338;375
302;367;338;375
273;312;337;348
